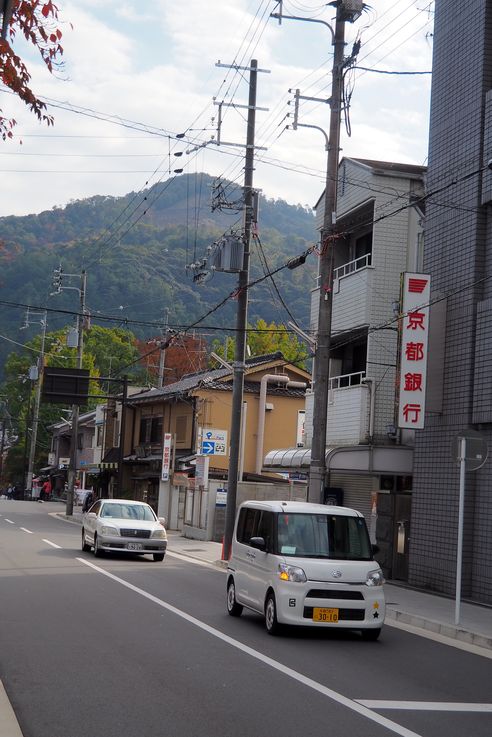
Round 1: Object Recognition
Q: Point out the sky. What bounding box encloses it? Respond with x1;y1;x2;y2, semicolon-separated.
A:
0;0;434;218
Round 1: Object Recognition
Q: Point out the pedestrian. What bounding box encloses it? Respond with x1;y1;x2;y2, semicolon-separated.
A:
6;484;13;499
82;490;94;513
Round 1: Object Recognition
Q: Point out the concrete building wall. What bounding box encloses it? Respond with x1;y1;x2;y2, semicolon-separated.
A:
409;0;492;603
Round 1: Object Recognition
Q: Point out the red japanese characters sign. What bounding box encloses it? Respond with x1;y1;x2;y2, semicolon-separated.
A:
161;433;172;482
397;273;431;430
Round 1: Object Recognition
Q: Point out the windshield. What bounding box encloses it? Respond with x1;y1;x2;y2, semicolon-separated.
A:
100;503;156;522
277;513;372;560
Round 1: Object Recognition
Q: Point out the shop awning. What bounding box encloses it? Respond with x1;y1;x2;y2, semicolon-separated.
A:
263;445;413;475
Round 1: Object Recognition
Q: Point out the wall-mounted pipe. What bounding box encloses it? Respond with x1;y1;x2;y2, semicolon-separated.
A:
255;375;289;474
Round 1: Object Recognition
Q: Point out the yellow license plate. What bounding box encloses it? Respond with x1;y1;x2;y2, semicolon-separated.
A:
312;607;339;623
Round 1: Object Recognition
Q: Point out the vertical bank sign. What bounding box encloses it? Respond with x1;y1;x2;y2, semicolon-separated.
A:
161;433;172;482
398;273;431;430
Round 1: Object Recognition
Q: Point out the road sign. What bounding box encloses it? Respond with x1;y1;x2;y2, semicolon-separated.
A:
451;430;488;471
202;441;215;455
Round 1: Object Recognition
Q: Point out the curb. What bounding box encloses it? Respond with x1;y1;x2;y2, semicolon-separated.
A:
386;608;492;651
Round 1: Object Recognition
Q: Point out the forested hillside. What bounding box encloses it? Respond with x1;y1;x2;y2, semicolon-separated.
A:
0;173;318;374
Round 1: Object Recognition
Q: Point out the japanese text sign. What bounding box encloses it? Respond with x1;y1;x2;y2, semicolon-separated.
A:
398;273;431;430
161;433;172;482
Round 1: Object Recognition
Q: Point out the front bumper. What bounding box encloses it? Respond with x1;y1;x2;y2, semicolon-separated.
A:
274;581;385;628
99;536;168;555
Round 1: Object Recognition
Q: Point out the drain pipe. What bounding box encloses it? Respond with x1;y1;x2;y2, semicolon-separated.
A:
362;377;375;444
255;375;289;474
255;377;307;474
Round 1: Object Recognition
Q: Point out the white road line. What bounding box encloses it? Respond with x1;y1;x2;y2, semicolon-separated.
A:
20;527;33;534
4;518;14;524
76;557;423;737
166;550;219;569
42;539;62;549
357;701;492;712
0;680;23;737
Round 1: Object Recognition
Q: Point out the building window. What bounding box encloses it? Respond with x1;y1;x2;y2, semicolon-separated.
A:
139;416;163;444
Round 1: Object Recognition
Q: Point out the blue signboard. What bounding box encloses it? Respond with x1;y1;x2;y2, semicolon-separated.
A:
201;441;215;455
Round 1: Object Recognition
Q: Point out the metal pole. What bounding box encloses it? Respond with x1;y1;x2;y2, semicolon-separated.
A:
0;418;5;484
26;313;47;496
117;376;128;496
66;270;86;516
223;59;258;560
455;436;466;626
158;310;170;389
308;6;346;503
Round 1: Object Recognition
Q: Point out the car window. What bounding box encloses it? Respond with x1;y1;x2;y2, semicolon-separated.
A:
276;513;372;559
90;501;101;515
257;511;274;552
236;507;258;544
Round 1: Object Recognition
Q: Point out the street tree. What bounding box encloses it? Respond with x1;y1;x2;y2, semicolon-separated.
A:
0;0;65;140
211;318;310;369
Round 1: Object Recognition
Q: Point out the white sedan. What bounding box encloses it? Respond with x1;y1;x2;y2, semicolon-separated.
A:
82;498;167;562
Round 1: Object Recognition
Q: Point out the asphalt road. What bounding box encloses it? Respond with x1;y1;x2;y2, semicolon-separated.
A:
1;501;491;737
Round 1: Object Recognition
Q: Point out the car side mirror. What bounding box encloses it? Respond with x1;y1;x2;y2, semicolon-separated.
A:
158;516;166;527
86;512;97;518
249;536;266;551
372;543;380;555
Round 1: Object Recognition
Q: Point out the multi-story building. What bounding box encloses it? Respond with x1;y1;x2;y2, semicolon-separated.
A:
409;0;492;604
264;157;426;582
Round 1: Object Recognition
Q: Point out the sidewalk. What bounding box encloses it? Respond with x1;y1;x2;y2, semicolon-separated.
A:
55;506;492;652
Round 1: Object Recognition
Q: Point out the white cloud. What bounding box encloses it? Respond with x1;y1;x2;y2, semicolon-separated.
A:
0;0;434;216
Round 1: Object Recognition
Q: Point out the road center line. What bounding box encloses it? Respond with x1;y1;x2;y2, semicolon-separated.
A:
76;557;423;737
357;700;492;712
4;519;14;524
20;527;33;534
42;539;62;549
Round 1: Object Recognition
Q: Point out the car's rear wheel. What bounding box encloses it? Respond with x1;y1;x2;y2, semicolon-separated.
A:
93;533;104;557
227;578;243;617
81;528;91;553
361;627;382;641
153;553;165;562
265;592;281;635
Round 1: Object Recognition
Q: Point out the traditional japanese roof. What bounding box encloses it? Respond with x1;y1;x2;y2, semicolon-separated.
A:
127;352;308;406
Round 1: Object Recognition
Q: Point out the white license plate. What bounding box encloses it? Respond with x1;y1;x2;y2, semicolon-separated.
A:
126;542;143;551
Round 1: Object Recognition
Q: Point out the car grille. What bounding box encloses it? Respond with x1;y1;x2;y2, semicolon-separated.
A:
119;528;151;539
303;607;365;621
306;589;364;601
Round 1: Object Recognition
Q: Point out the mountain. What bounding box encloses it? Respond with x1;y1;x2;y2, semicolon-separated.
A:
0;173;318;374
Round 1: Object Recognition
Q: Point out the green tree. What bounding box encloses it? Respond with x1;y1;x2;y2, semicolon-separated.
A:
210;318;310;369
0;323;143;483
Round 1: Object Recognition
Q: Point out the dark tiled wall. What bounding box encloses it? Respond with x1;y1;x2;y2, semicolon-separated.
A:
409;0;492;603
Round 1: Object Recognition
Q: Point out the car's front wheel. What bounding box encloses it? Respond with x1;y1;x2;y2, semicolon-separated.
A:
93;533;104;558
81;528;91;553
153;553;165;562
226;578;243;617
265;592;281;635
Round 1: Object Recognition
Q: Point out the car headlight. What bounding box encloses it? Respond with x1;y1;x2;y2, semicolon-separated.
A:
100;525;119;536
151;528;166;539
366;568;384;587
278;563;307;583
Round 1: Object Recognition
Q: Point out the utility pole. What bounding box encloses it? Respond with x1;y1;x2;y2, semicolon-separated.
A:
222;59;260;561
308;3;355;503
51;266;87;515
116;375;128;496
158;309;170;389
271;1;363;502
23;310;48;496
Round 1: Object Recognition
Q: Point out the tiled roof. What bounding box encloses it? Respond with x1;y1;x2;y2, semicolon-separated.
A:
127;352;297;405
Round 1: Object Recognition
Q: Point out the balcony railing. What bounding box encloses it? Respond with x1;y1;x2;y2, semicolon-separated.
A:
329;371;365;391
334;252;372;282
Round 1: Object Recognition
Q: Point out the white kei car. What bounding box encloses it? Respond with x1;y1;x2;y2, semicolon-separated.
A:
81;498;167;562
